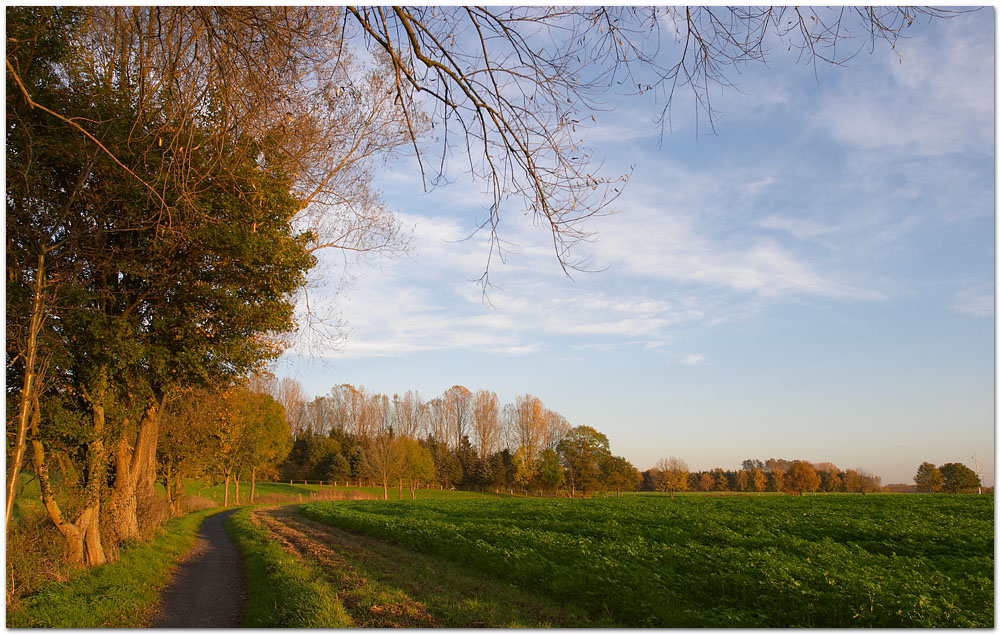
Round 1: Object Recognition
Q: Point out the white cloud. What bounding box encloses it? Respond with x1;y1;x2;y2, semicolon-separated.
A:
813;18;993;158
951;287;994;318
680;353;706;366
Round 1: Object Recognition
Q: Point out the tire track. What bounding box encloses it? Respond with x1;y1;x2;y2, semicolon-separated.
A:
252;506;435;628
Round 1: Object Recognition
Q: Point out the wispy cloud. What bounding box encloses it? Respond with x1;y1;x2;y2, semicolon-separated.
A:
813;17;993;158
680;353;706;366
951;287;994;318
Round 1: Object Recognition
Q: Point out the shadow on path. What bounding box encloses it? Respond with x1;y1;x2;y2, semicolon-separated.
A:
151;509;246;628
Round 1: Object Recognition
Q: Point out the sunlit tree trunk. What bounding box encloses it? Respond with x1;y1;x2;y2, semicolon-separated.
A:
250;466;257;503
6;255;47;532
31;392;107;565
107;398;162;541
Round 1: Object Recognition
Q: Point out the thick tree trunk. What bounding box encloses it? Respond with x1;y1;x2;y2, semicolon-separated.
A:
234;474;240;505
224;473;231;506
108;398;162;541
6;253;47;532
31;394;107;565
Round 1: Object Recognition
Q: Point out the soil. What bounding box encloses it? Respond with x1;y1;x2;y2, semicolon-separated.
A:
150;509;247;628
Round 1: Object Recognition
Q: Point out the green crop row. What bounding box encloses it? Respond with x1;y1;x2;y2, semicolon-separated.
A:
299;495;993;627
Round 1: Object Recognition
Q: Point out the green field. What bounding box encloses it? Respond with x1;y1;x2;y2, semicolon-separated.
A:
300;494;994;627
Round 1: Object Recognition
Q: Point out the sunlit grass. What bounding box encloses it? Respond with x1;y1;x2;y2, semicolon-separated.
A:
226;508;352;627
7;507;226;628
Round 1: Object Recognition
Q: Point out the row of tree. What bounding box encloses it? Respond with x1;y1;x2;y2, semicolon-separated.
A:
259;379;641;499
643;458;883;496
6;7;410;565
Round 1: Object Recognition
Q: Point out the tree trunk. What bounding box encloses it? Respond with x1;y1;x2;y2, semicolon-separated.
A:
107;398;162;542
250;466;257;503
410;482;416;500
398;477;403;500
165;461;173;508
6;253;47;532
382;474;388;500
234;474;240;505
224;473;231;506
31;393;107;565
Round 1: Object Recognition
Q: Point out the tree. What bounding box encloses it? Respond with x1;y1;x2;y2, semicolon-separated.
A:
913;462;943;493
441;386;474;450
742;459;764;473
398;438;435;499
506;394;548;477
237;391;291;503
393;391;426;440
843;468;881;494
470;389;501;460
489;449;516;494
656;456;688;497
603;455;642;498
158;391;219;513
557;425;611;497
698;473;715;492
735;470;749;492
939;462;980;493
768;469;784;493
365;393;402;500
784;461;821;495
7;6;409;560
819;470;843;493
750;468;767;494
536;448;565;494
714;470;729;492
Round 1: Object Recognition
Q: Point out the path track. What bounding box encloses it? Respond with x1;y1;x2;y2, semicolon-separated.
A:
151;509;247;628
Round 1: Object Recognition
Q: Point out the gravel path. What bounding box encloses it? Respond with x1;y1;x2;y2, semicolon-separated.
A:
151;509;247;628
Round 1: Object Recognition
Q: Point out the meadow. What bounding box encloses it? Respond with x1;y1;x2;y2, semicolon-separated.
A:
299;494;994;627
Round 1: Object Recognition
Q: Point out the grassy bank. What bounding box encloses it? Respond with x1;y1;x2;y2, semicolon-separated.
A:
6;507;225;628
225;507;352;627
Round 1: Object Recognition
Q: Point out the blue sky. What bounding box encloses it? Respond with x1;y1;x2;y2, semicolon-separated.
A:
277;11;995;486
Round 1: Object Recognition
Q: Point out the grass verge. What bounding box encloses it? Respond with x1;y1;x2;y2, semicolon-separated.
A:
225;507;352;627
6;507;224;628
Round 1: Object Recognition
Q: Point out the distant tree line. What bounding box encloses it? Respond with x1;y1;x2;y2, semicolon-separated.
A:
259;379;641;499
641;457;884;495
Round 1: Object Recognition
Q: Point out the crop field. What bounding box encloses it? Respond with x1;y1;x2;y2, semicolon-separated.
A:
299;495;993;627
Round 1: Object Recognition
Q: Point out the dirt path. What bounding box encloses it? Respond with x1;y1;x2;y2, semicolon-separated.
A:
151;509;247;628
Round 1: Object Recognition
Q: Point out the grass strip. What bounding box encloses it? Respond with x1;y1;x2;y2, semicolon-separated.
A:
6;507;224;628
264;506;612;627
225;507;352;627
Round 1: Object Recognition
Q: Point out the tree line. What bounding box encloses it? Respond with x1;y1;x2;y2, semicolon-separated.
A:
254;379;641;500
643;457;884;496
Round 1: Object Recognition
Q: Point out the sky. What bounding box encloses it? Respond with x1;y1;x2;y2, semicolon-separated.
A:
276;10;995;486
